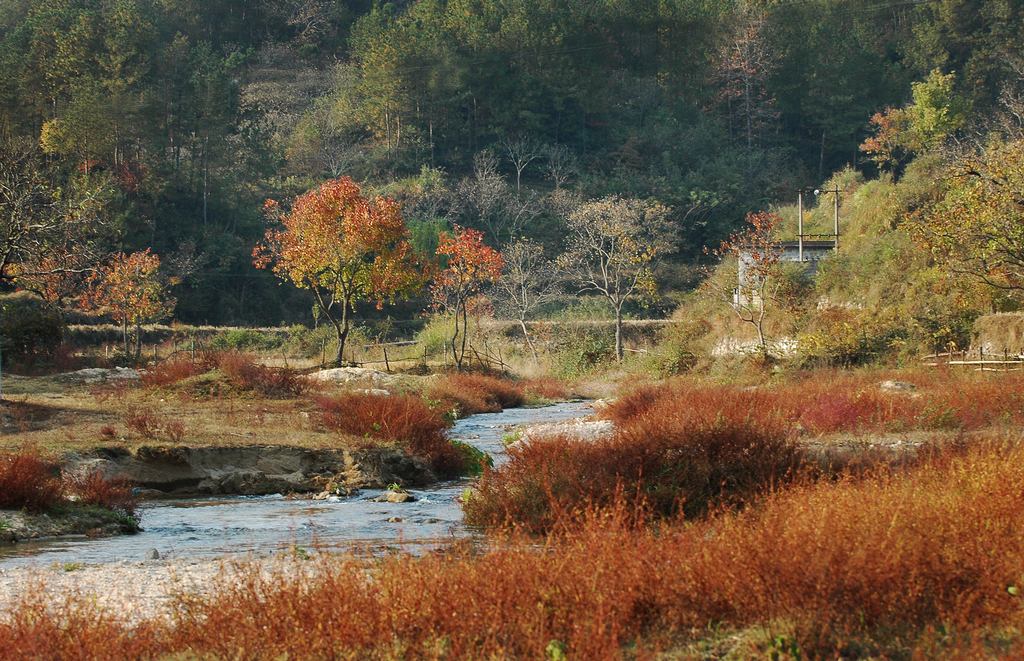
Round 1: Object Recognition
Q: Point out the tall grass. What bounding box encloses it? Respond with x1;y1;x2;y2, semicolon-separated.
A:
5;439;1024;658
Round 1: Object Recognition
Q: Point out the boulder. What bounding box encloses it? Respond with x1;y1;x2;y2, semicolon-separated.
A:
879;380;917;392
374;491;416;504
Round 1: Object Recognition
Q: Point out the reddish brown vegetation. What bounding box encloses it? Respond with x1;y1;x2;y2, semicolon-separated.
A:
214;352;309;398
316;392;464;477
465;387;799;532
0;448;61;512
427;373;526;416
0;449;136;516
140;357;204;387
5;440;1024;658
62;470;137;517
603;370;1024;435
521;377;571;401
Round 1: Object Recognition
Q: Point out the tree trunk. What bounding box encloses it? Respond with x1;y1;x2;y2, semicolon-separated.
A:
459;302;469;369
333;303;350;366
135;323;143;361
519;316;538;361
449;302;462;370
614;306;624;362
122;318;130;357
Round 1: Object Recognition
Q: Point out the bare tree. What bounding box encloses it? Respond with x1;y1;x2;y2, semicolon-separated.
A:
543;144;579;191
454;151;542;245
558;197;675;361
712;9;779;153
495;238;559;360
710;211;784;354
502;137;542;193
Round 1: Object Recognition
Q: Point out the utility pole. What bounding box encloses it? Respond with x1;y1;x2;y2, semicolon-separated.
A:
797;189;804;262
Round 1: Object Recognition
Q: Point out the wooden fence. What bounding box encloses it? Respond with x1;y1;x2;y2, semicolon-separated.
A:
924;348;1024;371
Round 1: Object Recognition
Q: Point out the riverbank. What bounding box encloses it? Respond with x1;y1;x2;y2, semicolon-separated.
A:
0;506;138;544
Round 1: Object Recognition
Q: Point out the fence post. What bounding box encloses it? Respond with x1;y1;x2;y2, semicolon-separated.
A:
320;339;326;368
191;338;196;363
980;345;984;371
383;345;391;373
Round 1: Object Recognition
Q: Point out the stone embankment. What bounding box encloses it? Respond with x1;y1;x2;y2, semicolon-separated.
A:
64;445;436;498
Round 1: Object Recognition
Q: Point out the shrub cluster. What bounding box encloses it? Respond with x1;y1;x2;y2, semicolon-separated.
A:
466;385;799;532
0;448;137;516
140;357;204;387
214;352;309;398
5;439;1024;658
427;373;526;416
316;392;464;477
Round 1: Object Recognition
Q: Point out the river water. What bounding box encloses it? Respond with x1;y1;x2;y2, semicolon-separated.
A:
0;401;592;568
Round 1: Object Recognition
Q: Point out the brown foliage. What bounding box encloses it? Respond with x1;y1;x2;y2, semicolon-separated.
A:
214;352;309;398
140;357;204;387
427;373;525;416
316;392;464;477
6;440;1024;657
465;386;799;532
0;448;62;512
62;470;137;517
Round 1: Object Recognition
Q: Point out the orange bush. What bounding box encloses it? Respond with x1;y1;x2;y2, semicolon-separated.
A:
465;389;799;532
0;448;62;512
316;392;464;477
5;440;1024;658
427;373;525;416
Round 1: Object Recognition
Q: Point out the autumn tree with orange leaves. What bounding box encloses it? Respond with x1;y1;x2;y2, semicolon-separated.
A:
255;177;421;366
431;226;503;370
84;249;176;359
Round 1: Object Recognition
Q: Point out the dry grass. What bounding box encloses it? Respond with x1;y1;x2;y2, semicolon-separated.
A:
5;438;1024;658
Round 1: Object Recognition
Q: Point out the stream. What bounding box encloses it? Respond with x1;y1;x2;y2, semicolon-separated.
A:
0;401;592;568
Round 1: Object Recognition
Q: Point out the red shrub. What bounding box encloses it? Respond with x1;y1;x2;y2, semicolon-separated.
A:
63;470;138;518
0;448;62;512
7;440;1024;658
141;357;204;387
214;352;308;398
427;373;525;416
123;410;160;439
466;389;799;532
316;392;464;477
521;377;571;401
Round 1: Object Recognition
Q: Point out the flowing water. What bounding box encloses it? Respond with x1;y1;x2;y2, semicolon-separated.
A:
0;401;592;568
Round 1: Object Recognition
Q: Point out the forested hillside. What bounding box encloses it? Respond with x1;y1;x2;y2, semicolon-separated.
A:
1;0;1022;325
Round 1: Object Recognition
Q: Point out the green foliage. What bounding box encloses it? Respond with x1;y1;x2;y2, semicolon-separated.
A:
551;326;614;379
0;292;64;368
451;440;493;477
209;329;283;352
